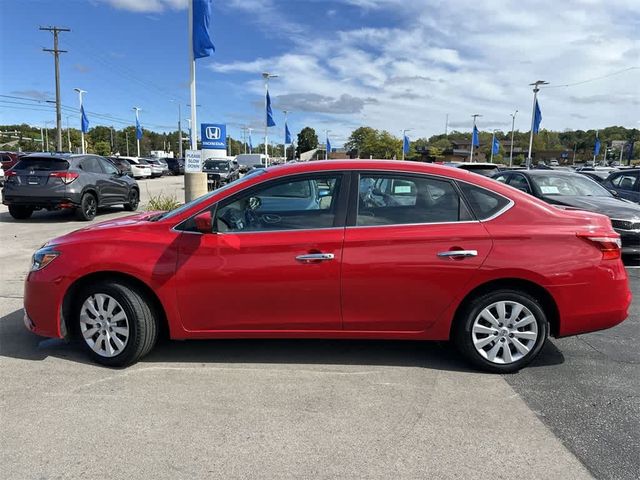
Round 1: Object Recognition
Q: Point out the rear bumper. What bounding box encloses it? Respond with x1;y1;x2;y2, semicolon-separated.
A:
550;261;632;337
2;194;81;209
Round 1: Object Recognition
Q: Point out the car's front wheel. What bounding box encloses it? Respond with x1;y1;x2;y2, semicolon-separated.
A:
75;280;159;367
8;205;34;219
453;289;549;373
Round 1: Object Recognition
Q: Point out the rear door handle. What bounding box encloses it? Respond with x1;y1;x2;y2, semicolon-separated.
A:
437;250;478;258
295;253;335;263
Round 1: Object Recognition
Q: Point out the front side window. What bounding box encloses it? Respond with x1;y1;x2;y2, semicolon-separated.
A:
214;174;342;232
99;158;119;175
357;174;471;226
508;174;531;194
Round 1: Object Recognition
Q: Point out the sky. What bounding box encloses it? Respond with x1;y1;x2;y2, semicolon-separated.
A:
0;0;638;147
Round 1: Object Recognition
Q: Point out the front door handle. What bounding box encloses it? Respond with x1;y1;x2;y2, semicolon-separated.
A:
437;250;478;258
295;253;335;263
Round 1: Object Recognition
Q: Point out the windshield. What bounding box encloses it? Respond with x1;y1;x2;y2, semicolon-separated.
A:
155;170;266;221
531;174;612;197
204;160;230;171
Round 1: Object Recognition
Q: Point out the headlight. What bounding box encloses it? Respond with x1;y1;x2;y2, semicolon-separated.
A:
31;245;60;271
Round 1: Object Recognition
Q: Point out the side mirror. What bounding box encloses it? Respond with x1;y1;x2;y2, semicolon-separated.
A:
194;211;213;234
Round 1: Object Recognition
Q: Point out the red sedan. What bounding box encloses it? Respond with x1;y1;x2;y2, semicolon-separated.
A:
23;160;632;372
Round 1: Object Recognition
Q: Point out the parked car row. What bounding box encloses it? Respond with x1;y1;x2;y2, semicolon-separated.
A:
105;156;184;179
2;153;140;221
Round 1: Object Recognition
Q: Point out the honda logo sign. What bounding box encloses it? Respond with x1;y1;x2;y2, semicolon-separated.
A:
201;123;227;150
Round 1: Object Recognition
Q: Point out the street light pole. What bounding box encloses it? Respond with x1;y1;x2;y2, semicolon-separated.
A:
74;88;86;154
509;110;518;167
263;72;278;167
527;80;548;169
133;107;141;157
470;114;481;163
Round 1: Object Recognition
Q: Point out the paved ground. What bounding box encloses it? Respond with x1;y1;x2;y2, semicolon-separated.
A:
0;175;637;479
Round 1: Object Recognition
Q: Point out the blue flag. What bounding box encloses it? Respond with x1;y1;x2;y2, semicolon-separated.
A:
533;99;542;134
193;0;215;59
80;105;89;134
266;91;276;127
403;134;410;154
285;123;292;144
136;118;143;140
248;132;252;152
326;136;331;154
594;135;601;156
472;126;479;147
492;136;500;155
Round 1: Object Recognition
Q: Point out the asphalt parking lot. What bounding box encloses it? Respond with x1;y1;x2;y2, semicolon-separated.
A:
0;175;638;479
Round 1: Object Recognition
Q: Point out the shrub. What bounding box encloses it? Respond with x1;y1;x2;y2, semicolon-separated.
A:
146;193;181;211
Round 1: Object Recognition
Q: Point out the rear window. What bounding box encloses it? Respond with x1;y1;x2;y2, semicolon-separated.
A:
457;182;511;220
13;157;69;171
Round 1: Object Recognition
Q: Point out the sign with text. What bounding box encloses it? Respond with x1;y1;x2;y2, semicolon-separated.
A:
201;123;227;150
185;150;202;173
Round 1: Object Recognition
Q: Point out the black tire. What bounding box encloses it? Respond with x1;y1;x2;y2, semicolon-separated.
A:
76;192;97;221
453;289;549;373
124;188;139;211
8;205;34;220
75;280;158;367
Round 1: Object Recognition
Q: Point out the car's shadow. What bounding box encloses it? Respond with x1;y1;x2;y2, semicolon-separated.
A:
0;207;129;224
0;309;565;372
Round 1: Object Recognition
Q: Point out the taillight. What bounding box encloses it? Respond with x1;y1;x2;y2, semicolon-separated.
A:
49;171;79;184
5;170;17;178
577;233;622;260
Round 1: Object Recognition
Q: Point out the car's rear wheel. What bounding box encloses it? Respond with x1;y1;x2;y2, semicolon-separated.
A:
76;192;97;221
453;289;549;373
124;189;139;211
75;281;158;367
8;205;34;219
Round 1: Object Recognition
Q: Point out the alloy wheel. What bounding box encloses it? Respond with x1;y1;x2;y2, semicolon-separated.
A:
85;196;97;217
79;293;129;358
471;301;539;364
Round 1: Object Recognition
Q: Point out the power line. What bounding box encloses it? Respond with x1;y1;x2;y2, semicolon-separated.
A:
543;67;639;89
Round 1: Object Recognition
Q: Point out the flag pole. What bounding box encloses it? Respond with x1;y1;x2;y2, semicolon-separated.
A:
490;130;496;163
133;107;141;157
283;110;288;163
593;131;598;164
509;110;517;167
74;88;86;154
527;80;548;169
470;114;480;163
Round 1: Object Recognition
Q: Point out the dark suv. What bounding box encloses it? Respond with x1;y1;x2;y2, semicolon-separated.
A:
603;169;639;204
2;153;140;221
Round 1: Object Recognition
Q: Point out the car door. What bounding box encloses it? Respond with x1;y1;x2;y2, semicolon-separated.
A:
174;172;349;332
608;171;640;203
341;172;495;332
97;157;129;203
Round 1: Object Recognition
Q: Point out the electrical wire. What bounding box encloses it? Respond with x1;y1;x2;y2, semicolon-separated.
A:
542;67;639;89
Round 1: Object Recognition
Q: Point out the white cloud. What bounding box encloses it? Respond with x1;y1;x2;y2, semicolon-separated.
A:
100;0;188;13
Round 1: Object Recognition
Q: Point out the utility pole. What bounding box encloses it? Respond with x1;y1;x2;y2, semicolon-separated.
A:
40;26;70;152
527;80;548;169
110;126;114;154
509;110;518;167
470;114;481;163
40;126;45;152
125;130;130;156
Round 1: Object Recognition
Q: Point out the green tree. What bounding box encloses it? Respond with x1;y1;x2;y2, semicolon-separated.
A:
92;140;111;156
296;127;318;156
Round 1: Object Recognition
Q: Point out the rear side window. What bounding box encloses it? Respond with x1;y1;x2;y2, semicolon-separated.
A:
357;174;472;226
457;182;511;220
79;157;104;174
13;157;69;171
